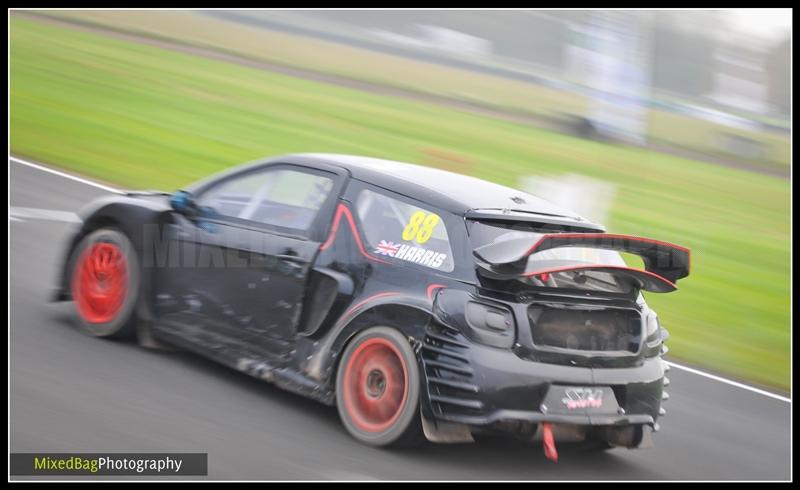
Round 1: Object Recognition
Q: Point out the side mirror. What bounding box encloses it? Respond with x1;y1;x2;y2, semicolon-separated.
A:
169;190;196;216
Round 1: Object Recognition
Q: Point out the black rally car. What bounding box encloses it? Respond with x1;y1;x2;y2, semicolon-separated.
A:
52;154;690;458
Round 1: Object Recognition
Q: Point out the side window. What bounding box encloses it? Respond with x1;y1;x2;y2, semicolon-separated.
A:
196;172;266;219
356;188;454;272
197;167;334;232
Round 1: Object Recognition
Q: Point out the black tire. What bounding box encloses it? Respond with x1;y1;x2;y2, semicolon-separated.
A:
68;228;140;339
336;326;423;447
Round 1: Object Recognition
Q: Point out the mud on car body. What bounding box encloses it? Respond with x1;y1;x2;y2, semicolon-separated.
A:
52;154;690;458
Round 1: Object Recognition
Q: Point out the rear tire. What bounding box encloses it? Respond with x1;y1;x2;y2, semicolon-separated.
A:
336;326;423;447
68;228;139;339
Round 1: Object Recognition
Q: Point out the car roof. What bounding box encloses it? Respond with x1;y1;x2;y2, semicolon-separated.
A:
189;153;601;229
284;153;596;223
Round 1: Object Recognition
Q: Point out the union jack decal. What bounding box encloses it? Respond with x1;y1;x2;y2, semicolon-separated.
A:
374;240;400;257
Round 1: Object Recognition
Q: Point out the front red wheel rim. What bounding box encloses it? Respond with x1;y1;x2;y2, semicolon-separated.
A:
342;337;409;433
72;242;128;324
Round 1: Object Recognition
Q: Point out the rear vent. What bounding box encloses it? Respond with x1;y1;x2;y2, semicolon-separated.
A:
421;324;483;416
529;304;642;353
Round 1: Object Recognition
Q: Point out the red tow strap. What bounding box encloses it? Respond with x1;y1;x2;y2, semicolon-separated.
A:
542;423;558;462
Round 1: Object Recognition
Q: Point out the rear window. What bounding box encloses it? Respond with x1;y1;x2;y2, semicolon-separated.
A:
468;220;634;293
356;189;454;272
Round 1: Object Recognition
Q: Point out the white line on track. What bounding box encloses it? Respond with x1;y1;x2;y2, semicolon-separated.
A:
10;156;122;194
9;155;792;404
665;361;790;403
9;206;81;223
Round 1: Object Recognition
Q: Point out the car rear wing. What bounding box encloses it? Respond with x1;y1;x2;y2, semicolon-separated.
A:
474;233;691;292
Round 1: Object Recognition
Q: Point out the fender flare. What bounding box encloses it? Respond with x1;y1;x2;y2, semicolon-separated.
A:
305;293;436;386
53;197;174;331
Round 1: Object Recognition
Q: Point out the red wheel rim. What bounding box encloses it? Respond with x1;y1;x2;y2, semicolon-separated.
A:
342;337;409;433
71;241;128;324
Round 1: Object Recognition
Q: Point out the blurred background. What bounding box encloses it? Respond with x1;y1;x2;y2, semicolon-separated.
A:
9;9;790;391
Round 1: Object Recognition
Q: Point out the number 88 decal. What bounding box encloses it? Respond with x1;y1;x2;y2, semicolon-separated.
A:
402;211;440;244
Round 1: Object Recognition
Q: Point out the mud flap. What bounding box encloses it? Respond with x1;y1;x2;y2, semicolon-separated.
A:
135;293;178;350
421;410;474;443
136;319;178;351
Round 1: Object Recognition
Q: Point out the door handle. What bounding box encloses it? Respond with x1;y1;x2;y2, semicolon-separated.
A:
276;249;304;263
276;254;303;262
277;254;305;273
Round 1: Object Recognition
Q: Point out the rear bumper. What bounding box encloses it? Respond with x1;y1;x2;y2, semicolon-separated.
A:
420;331;665;429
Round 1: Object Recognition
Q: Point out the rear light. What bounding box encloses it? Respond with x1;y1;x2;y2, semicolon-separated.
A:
645;311;660;340
643;310;667;358
432;289;515;349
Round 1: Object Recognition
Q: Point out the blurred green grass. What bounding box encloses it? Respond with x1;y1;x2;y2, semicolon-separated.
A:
10;17;790;390
35;9;792;170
